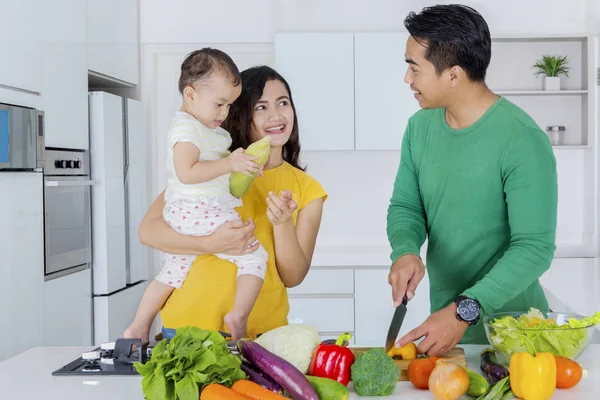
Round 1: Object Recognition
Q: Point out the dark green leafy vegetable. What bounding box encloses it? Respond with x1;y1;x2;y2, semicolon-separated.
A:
134;326;246;400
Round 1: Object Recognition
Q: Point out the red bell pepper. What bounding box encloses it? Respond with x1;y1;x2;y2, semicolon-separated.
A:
308;333;355;386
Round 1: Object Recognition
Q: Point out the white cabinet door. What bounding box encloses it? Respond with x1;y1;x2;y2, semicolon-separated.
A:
42;0;89;150
288;298;354;334
87;0;114;78
0;0;42;93
354;33;421;150
87;0;138;84
0;173;44;362
275;33;355;151
44;268;93;346
354;269;430;347
287;269;354;295
113;0;139;84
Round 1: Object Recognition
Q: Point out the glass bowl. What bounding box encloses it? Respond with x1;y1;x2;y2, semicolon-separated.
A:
482;311;596;366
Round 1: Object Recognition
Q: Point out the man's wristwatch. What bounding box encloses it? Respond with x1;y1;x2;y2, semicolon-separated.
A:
453;295;481;326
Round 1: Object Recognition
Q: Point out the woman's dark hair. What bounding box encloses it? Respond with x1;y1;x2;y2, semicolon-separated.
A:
178;48;241;94
224;66;304;171
404;4;491;82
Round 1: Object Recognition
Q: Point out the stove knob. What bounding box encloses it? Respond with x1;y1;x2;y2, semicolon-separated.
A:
74;160;82;169
54;160;65;169
65;160;74;169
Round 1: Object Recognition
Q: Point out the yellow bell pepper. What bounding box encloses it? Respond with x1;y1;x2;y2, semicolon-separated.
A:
387;342;417;360
509;351;557;400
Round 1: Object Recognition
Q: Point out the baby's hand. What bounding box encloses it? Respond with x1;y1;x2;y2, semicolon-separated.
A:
228;148;261;176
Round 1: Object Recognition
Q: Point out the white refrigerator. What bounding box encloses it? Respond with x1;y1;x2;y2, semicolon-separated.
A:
89;91;149;345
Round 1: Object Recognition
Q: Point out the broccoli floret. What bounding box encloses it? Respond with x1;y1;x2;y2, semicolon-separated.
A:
350;348;400;396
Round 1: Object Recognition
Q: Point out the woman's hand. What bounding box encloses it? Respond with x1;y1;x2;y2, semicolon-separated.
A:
266;190;298;226
210;219;259;256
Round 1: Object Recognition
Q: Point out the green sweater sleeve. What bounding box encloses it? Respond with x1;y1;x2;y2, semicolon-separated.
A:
463;128;558;314
387;122;427;263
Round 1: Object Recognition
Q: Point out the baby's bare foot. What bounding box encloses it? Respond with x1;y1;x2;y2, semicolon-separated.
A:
123;324;149;342
224;310;248;340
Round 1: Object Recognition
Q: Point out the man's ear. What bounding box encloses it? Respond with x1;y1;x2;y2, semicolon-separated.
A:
448;65;465;87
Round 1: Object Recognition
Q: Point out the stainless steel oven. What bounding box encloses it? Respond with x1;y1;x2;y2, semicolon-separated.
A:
44;148;93;280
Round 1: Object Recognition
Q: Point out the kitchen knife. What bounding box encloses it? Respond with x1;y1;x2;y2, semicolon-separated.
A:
384;295;408;353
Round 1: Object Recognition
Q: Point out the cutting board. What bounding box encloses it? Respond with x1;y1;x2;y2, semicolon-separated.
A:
349;347;467;381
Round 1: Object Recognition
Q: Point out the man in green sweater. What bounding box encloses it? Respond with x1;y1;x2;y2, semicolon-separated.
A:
389;4;558;355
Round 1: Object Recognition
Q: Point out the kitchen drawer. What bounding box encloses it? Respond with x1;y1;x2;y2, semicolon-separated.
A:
288;298;354;332
288;269;354;295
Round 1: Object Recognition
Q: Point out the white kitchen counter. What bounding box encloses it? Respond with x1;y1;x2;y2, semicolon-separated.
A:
0;345;597;399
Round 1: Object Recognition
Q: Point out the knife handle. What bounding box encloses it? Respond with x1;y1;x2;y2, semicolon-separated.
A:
402;295;408;306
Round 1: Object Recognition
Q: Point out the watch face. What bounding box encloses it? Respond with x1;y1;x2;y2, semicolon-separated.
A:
458;299;479;322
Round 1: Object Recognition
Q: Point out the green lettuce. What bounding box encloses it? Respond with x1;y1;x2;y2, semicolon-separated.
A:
489;308;600;359
134;326;246;400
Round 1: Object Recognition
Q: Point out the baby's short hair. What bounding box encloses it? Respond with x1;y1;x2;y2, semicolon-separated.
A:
178;48;241;94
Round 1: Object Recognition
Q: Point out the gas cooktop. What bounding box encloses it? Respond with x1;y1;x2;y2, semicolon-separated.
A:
52;338;155;376
52;333;237;377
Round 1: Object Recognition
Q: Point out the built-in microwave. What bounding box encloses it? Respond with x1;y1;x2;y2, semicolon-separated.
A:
0;102;44;171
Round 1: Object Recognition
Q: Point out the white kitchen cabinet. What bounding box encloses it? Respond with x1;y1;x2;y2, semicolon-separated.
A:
354;33;421;150
87;0;139;85
287;269;354;295
87;0;114;78
354;269;430;347
113;0;139;85
42;0;89;150
275;33;354;151
288;298;354;333
0;173;45;362
0;0;42;94
287;269;355;339
43;268;93;346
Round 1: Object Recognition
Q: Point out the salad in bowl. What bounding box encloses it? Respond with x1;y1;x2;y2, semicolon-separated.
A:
483;308;600;365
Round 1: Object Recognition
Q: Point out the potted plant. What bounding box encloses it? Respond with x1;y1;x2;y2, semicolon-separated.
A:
533;55;570;91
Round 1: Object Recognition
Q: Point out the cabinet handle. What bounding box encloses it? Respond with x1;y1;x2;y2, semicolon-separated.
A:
45;180;94;187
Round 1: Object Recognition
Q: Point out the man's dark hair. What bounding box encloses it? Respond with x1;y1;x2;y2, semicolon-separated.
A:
404;4;491;82
178;48;241;94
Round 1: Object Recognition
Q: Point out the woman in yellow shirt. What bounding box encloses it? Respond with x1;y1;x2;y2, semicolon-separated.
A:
137;66;327;340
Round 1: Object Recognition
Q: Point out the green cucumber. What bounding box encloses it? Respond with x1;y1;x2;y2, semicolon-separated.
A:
305;375;349;400
467;368;490;397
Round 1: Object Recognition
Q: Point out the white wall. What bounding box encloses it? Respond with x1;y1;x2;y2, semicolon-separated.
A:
141;0;591;44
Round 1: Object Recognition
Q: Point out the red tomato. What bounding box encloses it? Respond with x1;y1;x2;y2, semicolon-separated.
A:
408;357;439;389
555;356;583;389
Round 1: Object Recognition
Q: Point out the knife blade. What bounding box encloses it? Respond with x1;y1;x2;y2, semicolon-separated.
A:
384;295;408;353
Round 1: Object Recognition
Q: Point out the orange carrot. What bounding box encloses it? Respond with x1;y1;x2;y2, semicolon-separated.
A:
200;383;253;400
232;380;288;400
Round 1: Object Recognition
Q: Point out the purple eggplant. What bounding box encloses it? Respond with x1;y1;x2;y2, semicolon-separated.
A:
237;339;319;400
241;360;284;394
480;348;509;384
